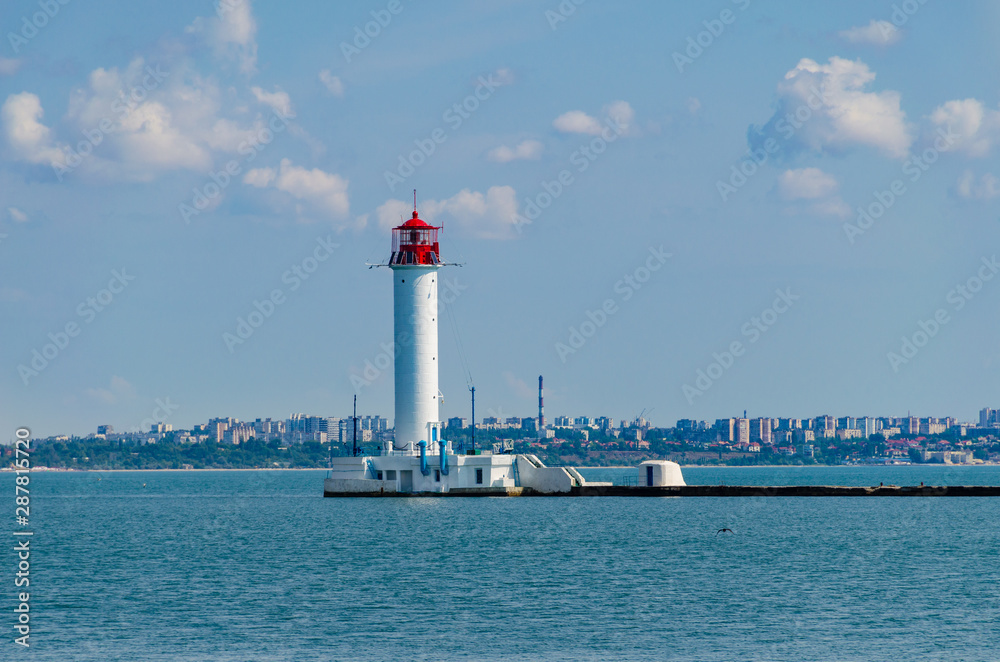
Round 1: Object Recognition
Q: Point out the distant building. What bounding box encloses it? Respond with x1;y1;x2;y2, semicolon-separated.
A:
676;419;697;432
922;450;974;464
360;416;388;432
920;421;946;435
734;418;749;446
773;430;794;444
447;417;468;429
749;418;772;445
814;415;835;438
715;418;734;442
776;418;800;430
836;428;862;440
793;429;816;444
97;424;114;435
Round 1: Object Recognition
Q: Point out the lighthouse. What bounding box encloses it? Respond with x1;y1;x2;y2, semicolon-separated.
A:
388;204;443;450
323;193;684;496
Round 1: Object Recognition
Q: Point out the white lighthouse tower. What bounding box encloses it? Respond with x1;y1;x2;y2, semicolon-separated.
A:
323;195;679;496
388;205;443;450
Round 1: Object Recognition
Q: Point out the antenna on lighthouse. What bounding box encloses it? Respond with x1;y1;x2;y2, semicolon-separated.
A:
352;394;359;457
413;188;417;212
469;385;476;453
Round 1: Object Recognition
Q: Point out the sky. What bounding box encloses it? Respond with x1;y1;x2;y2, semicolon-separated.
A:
1;0;999;437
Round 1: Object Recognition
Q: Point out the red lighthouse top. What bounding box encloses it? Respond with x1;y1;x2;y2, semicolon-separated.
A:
390;206;441;266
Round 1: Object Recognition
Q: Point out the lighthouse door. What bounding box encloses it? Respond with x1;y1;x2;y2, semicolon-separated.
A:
400;470;413;493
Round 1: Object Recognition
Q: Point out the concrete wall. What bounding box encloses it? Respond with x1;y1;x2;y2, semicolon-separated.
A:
638;460;686;486
515;455;574;493
323;478;396;493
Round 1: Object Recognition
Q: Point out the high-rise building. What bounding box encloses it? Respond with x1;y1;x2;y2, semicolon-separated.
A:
837;417;856;430
749;418;772;444
715;418;734;442
814;415;835;438
734;418;749;446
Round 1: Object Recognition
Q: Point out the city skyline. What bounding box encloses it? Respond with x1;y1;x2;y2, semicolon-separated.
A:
2;1;1000;437
36;405;998;441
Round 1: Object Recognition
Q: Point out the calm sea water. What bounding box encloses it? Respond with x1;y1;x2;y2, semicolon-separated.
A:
4;467;999;661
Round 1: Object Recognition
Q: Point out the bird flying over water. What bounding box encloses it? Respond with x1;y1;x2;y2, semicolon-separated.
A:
717;528;734;535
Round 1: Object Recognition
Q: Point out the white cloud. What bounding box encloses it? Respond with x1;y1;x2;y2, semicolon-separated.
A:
777;168;840;200
775;168;849;217
7;207;28;223
488;139;543;163
956;170;1000;200
554;100;634;136
0;57;22;76
686;97;702;115
492;67;515;86
376;186;520;240
186;0;258;74
318;70;344;97
750;57;912;159
375;198;412;232
1;52;298;181
839;20;901;46
243;166;276;188
929;99;1000;157
85;376;137;405
243;158;350;221
250;86;294;117
553;110;602;135
605;100;634;133
1;92;66;167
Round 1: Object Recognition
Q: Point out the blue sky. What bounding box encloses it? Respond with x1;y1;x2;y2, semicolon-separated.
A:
2;0;999;437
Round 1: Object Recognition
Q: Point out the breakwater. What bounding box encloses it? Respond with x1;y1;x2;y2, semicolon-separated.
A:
324;484;1000;497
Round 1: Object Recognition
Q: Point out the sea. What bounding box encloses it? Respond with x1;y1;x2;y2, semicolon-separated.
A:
4;466;999;661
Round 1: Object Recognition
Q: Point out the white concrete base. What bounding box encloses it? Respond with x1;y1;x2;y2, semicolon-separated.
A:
324;453;637;495
638;460;686;487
